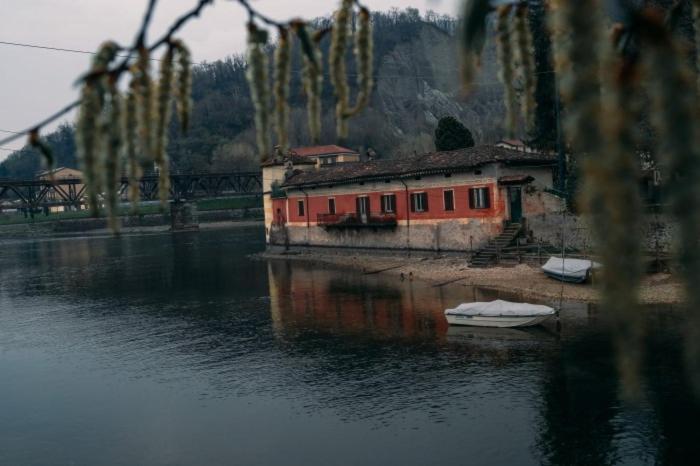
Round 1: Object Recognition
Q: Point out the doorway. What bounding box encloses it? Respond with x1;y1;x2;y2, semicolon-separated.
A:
508;187;522;223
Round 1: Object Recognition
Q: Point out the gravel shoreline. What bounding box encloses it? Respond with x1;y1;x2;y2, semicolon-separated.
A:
260;249;684;305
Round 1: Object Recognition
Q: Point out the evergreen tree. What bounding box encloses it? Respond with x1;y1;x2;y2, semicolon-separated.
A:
526;0;558;150
434;116;474;151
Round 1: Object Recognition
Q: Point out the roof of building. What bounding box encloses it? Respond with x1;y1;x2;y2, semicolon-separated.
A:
261;154;317;167
282;145;556;188
290;145;358;157
36;166;82;178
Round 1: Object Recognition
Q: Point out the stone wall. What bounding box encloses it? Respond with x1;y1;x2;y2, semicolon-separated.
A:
527;209;678;254
269;218;503;252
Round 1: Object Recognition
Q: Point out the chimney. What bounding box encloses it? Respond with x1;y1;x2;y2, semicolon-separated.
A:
284;159;294;179
367;147;378;161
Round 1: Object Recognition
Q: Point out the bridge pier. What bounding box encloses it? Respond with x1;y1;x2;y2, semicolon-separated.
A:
170;200;199;231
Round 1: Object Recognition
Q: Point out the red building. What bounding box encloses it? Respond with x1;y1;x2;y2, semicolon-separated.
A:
262;145;559;251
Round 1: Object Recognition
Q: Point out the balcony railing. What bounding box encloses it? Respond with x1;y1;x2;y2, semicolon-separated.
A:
317;212;397;229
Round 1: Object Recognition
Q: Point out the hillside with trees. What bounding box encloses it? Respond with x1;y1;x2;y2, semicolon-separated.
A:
0;8;511;179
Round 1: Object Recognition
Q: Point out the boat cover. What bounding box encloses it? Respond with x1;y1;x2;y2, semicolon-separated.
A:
541;257;601;278
445;300;555;317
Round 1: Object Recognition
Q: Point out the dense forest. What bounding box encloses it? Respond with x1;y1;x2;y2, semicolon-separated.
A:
1;7;511;179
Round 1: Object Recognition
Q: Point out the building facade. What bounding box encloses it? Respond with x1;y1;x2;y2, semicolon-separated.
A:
263;145;559;252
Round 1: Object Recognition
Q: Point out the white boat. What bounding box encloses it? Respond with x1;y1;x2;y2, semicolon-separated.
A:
541;256;601;283
444;299;556;328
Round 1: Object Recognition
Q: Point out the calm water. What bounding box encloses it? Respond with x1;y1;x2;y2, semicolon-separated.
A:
0;226;698;466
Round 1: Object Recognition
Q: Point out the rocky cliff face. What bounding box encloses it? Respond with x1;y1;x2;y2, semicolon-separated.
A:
368;22;505;153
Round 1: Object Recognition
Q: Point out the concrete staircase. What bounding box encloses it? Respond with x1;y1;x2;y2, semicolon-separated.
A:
469;223;523;268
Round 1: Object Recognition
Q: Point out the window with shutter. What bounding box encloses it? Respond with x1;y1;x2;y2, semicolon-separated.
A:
468;187;490;209
443;190;455;211
381;194;396;213
411;192;428;212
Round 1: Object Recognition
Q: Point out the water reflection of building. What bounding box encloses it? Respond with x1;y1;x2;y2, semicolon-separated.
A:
267;259;453;341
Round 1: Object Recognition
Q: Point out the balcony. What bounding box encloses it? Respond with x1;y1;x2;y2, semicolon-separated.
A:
317;213;397;229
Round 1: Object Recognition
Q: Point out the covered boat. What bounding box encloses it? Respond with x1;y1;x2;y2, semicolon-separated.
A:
541;257;601;283
444;300;556;328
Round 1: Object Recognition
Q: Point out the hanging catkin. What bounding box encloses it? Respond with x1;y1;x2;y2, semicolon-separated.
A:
548;0;603;156
103;75;122;233
246;23;271;161
77;81;102;216
133;46;154;164
172;40;192;133
154;45;175;209
273;27;292;153
590;25;644;400
125;81;141;213
297;23;323;144
76;41;119;216
459;0;491;93
329;0;353;140
512;5;536;131
495;5;517;137
641;11;700;396
344;7;373;117
551;0;648;398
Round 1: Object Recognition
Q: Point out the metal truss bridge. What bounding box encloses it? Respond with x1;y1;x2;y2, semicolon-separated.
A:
0;172;262;210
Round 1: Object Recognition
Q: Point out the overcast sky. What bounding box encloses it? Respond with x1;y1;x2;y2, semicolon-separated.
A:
0;0;455;160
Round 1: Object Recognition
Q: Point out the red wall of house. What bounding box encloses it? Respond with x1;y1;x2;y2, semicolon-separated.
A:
284;183;505;223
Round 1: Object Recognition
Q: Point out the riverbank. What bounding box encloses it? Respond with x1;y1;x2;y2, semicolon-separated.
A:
0;207;262;238
260;248;684;305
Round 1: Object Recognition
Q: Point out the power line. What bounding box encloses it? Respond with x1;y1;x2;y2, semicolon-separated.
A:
0;129;22;134
0;40;101;56
0;39;203;65
0;146;23;152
